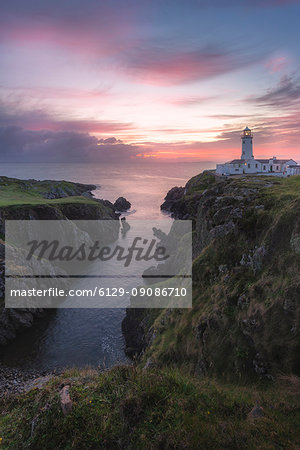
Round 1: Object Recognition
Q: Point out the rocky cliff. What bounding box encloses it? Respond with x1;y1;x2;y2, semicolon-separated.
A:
123;171;300;380
0;176;120;345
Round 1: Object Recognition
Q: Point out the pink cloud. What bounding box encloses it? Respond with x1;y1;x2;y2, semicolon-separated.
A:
265;55;291;73
121;46;263;85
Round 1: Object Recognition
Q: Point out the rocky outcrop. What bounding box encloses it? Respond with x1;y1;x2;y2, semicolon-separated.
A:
113;197;131;211
160;187;185;216
0;308;45;346
123;172;300;380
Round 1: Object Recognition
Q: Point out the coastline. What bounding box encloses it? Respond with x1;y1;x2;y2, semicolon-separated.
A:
0;176;120;348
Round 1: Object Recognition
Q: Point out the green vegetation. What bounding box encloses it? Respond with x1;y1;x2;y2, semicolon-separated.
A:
185;170;220;195
1;366;300;449
0;176;96;207
130;174;300;380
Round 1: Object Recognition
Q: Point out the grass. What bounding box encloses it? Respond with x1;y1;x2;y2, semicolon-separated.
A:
0;177;96;207
129;174;300;380
1;366;300;449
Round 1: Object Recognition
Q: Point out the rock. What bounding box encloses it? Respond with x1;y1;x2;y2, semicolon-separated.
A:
121;217;130;236
114;197;131;211
60;385;72;416
213;206;234;225
252;246;267;271
248;405;264;419
161;186;185;213
210;221;236;238
23;375;52;393
240;246;266;272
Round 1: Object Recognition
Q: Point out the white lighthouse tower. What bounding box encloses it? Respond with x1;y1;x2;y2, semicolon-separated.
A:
241;126;253;160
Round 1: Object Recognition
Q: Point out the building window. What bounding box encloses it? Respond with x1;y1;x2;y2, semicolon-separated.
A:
243;140;245;144
248;163;250;168
277;165;279;170
255;164;258;168
263;165;266;170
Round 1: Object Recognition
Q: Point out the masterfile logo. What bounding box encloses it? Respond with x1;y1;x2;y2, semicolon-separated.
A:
5;219;192;309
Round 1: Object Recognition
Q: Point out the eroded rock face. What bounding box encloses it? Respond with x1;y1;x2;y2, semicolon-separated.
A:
124;172;300;380
113;197;131;211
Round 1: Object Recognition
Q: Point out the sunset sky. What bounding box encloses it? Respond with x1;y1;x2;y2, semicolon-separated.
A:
1;0;300;162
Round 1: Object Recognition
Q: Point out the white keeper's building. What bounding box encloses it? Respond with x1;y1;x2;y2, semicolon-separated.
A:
216;127;299;176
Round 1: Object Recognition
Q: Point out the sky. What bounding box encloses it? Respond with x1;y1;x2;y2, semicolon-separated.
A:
0;0;300;163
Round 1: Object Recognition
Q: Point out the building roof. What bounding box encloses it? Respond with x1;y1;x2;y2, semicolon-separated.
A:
227;159;245;164
275;159;295;164
223;158;297;166
244;126;250;131
256;159;295;164
255;159;269;164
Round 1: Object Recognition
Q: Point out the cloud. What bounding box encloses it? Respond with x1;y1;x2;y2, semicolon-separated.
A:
249;75;300;108
172;95;217;106
0;1;139;58
0;126;143;162
121;45;262;85
0;99;133;134
264;56;291;73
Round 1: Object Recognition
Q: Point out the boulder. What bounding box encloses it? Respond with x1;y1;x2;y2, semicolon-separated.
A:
114;197;131;211
60;385;72;416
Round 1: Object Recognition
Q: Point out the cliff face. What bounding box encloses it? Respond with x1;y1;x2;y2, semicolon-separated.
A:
123;172;300;380
0;177;120;345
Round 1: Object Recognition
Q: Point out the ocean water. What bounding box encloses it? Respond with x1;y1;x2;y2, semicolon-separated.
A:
0;161;213;370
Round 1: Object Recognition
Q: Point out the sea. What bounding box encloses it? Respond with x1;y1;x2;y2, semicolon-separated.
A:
0;161;213;370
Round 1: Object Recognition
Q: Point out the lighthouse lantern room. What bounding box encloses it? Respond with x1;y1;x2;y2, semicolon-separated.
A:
241;126;253;160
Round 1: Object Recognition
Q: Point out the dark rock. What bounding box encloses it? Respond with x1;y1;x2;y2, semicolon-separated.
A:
161;186;185;213
121;217;130;236
114;197;131;211
210;221;236;238
213;206;234;225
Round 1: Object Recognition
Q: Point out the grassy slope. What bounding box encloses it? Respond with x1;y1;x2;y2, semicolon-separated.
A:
1;366;300;449
134;175;300;379
0;177;96;207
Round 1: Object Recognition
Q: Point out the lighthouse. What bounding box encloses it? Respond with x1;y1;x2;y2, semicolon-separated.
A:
241;126;253;160
215;126;297;176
